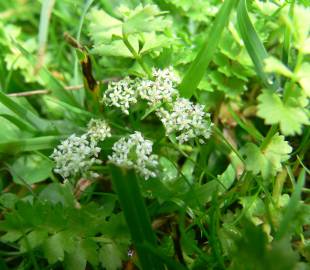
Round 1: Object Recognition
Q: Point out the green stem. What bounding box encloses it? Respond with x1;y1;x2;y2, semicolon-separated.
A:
260;124;278;151
273;170;287;206
282;0;295;66
122;33;153;79
214;126;245;164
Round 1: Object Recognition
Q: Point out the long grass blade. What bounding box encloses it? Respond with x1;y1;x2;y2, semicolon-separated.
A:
275;169;305;240
237;0;277;89
179;0;237;98
0;90;49;131
0;114;37;133
110;166;165;270
36;0;55;71
0;136;63;154
13;42;80;107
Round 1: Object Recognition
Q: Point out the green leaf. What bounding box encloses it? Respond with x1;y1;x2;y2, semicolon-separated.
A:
276;169;306;240
218;164;236;192
0;116;21;141
0;90;49;131
257;89;309;135
0;113;37;133
123;5;169;35
64;240;87;270
43;232;65;264
88;8;122;43
110;166;164;270
179;0;237;98
93;37;139;58
0;136;63;154
264;57;294;78
20;230;48;252
10;153;53;185
240;196;265;224
241;134;292;179
13;42;80;107
140;33;171;55
297;62;310;97
237;0;275;89
38;183;75;207
99;242;122;270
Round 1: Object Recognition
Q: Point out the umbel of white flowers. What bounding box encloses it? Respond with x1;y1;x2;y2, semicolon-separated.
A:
51;119;111;180
138;67;180;106
87;118;112;142
108;132;158;179
102;76;138;115
102;67;212;144
50;134;102;179
156;98;213;144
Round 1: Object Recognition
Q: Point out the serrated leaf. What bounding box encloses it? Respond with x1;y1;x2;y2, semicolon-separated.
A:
241;134;292;179
240;196;265;224
64;240;87;270
99;242;122;270
88;8;122;43
20;230;48;252
140;33;171;55
43;232;65;264
257;89;309;135
209;71;246;96
93;37;139;58
123;5;169;35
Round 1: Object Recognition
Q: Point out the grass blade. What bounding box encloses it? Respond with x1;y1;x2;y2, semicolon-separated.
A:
14;42;80;107
275;169;305;240
0;90;49;131
36;0;55;71
110;166;165;270
0;136;63;154
0;114;37;133
237;0;277;89
179;0;237;98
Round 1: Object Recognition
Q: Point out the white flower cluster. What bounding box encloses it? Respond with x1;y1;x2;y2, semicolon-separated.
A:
101;67;212;145
138;67;180;106
50;134;101;179
108;132;158;179
87;119;111;142
156;98;212;144
102;77;138;114
51;118;112;180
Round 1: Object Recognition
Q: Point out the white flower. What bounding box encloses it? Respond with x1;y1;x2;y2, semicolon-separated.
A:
51;134;101;179
138;67;180;106
102;77;138;114
156;98;212;144
152;66;180;86
87;118;111;142
108;132;158;179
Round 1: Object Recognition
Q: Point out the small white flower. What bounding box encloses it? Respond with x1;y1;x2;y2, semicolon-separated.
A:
156;98;212;144
51;134;101;179
87;118;111;142
152;66;180;86
102;77;138;114
138;67;180;106
108;132;158;179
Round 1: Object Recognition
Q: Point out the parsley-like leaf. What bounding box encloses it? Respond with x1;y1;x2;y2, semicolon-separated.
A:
241;134;292;179
257;89;309;135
